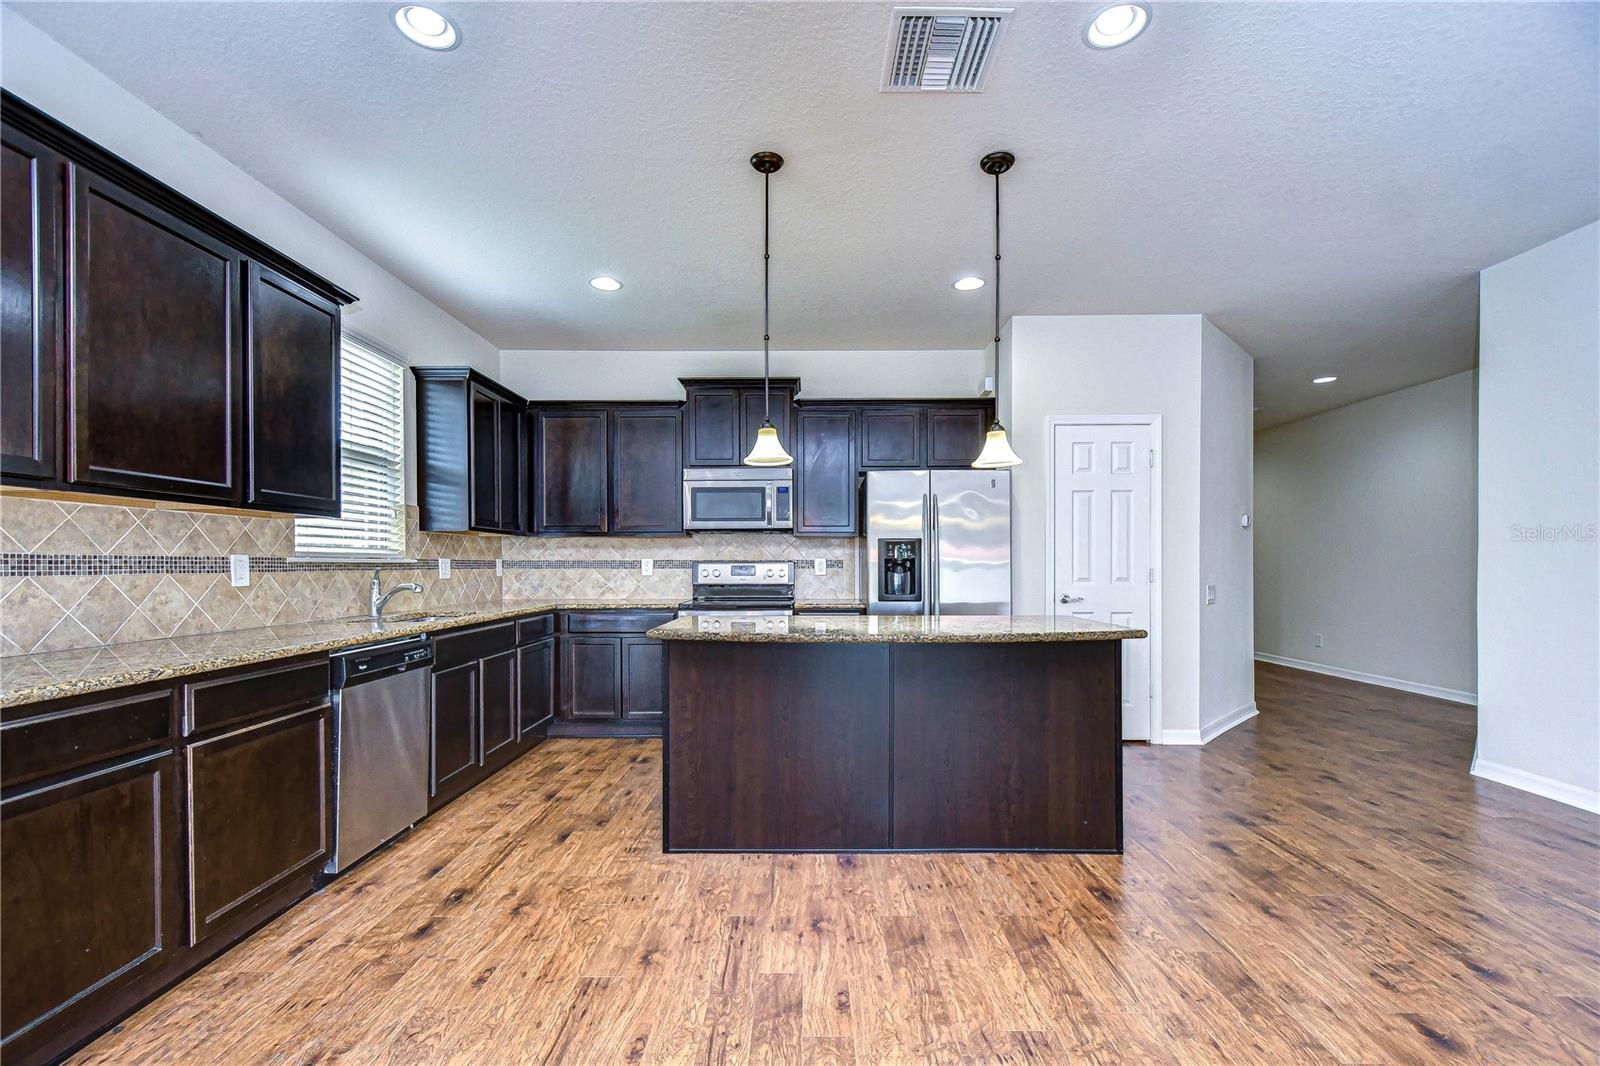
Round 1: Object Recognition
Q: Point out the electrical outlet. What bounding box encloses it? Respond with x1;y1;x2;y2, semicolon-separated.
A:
1314;632;1323;648
1205;584;1217;605
495;559;503;576
814;558;827;575
229;554;250;588
438;558;452;579
641;558;654;575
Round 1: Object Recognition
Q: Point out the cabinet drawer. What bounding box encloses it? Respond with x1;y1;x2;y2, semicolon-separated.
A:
183;658;329;736
516;614;557;643
2;689;173;787
563;610;676;634
433;622;516;671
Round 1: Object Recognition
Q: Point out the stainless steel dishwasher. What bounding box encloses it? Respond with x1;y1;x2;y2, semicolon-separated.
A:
326;635;433;874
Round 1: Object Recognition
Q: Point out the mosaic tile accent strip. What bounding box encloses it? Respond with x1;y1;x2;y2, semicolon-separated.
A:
0;554;498;578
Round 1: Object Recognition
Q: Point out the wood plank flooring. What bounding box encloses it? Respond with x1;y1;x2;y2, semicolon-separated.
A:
72;663;1600;1064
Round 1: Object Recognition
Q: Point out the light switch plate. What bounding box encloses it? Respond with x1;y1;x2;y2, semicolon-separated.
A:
1314;632;1323;648
438;558;451;578
1240;513;1251;528
229;554;250;588
1205;584;1217;605
641;558;654;575
813;558;827;575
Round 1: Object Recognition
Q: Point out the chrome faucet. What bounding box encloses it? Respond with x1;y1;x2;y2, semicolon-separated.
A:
369;568;423;622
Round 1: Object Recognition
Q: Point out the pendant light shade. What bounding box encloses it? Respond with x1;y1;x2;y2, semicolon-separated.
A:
973;150;1022;470
744;150;793;467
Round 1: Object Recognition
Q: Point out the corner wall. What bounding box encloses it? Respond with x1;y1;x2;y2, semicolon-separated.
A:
1475;221;1600;812
1253;371;1479;702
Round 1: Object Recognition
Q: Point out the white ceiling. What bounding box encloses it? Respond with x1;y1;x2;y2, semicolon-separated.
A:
11;1;1597;426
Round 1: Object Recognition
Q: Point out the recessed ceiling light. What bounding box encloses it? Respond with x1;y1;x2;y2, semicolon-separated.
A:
1084;3;1150;49
1312;375;1338;384
953;275;985;291
393;5;459;50
589;276;623;292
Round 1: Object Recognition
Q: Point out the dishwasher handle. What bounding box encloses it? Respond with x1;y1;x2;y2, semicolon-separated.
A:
331;638;434;689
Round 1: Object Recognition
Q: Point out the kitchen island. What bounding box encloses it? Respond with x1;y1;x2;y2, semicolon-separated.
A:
649;613;1147;853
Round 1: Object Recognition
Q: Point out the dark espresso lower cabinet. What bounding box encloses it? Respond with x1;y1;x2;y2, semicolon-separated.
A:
1;749;180;1065
560;635;622;721
430;662;479;803
554;610;674;737
621;636;667;721
479;648;519;770
518;636;556;736
184;705;329;944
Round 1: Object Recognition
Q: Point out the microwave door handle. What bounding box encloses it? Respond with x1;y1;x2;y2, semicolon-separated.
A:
766;485;775;527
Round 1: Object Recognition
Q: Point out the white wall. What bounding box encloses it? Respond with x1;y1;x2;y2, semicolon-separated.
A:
1253;371;1478;701
1;10;500;503
498;349;988;402
1199;322;1258;736
1475;221;1600;813
1009;315;1207;740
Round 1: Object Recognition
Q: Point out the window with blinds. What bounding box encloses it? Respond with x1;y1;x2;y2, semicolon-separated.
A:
293;337;407;558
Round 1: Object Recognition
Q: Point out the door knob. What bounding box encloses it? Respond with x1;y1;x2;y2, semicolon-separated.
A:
1059;594;1085;604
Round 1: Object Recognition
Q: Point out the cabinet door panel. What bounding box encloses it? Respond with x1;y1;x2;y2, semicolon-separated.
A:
740;387;792;462
534;409;609;533
686;388;740;467
1;750;179;1056
560;636;622;721
430;664;478;796
479;649;517;764
518;637;555;735
496;398;522;532
0;125;62;481
860;407;923;468
621;637;666;721
69;167;240;501
795;407;857;535
926;406;988;468
610;407;682;534
469;387;501;531
245;263;339;516
185;705;328;944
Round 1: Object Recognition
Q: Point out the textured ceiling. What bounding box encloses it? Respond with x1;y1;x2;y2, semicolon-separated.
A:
10;1;1597;426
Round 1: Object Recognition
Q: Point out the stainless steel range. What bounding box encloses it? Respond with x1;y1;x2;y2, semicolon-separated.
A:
677;561;794;632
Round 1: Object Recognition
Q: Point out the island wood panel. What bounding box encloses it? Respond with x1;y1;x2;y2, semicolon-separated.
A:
890;641;1121;850
666;643;891;851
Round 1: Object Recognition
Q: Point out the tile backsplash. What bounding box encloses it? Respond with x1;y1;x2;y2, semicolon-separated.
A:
0;493;858;655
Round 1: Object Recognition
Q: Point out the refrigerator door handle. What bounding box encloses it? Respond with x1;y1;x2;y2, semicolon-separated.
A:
920;491;931;617
930;493;940;616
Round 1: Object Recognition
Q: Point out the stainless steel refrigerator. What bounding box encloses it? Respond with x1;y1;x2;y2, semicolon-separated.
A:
865;470;1011;616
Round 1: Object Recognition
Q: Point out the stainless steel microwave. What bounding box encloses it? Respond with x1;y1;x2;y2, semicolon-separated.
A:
682;468;792;531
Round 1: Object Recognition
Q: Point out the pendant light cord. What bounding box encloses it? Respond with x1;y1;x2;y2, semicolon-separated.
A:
763;169;772;421
992;168;1002;418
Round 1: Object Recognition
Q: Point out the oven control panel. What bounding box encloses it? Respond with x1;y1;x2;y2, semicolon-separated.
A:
694;561;794;585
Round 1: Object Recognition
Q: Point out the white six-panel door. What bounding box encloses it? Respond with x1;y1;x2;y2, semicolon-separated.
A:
1050;422;1154;739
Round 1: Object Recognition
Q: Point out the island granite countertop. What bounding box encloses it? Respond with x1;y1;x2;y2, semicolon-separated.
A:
0;599;682;709
648;613;1148;644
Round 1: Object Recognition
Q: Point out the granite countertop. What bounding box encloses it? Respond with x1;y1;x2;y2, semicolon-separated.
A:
0;599;682;709
792;599;867;611
648;613;1149;644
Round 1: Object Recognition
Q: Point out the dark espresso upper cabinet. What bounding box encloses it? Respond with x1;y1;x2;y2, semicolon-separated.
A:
414;368;526;534
925;405;990;468
0;95;354;514
609;406;683;534
681;379;797;467
794;406;857;535
859;406;924;469
0;124;63;482
246;264;340;516
532;406;610;534
69;167;242;502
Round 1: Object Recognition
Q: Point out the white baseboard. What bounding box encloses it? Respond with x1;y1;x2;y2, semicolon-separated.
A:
1255;653;1477;705
1471;758;1600;815
1159;702;1257;746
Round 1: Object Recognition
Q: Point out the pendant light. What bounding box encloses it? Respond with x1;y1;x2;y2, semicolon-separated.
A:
973;150;1023;469
744;150;794;467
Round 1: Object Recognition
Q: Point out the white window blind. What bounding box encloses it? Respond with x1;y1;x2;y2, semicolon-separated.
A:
294;337;406;558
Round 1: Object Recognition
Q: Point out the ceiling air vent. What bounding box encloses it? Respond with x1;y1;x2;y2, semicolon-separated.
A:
881;7;1012;93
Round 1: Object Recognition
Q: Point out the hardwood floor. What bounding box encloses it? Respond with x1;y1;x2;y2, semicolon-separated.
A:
72;663;1599;1065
